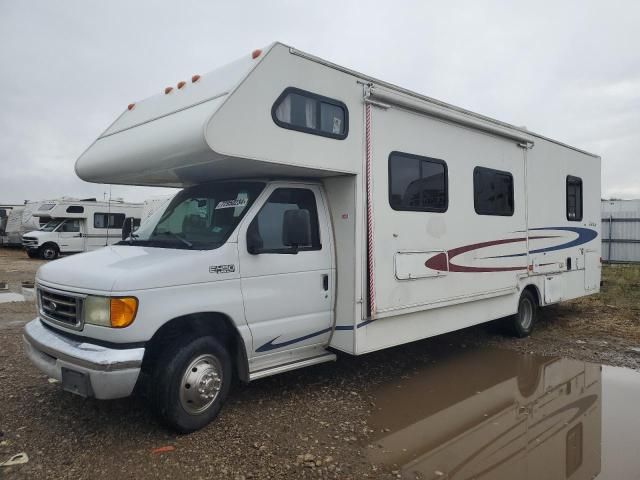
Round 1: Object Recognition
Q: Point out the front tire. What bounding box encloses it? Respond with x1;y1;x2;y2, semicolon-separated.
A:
151;335;232;433
39;244;59;260
510;289;537;338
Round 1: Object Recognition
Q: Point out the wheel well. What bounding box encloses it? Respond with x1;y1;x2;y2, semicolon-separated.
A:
522;284;541;306
141;312;249;383
40;242;59;250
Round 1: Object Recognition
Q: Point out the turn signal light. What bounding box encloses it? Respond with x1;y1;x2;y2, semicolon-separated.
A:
251;49;262;59
110;297;138;328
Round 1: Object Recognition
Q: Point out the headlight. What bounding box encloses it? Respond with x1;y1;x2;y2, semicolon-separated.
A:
83;295;138;328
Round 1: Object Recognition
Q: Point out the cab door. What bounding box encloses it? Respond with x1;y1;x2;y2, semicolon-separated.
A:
238;184;334;357
57;219;84;253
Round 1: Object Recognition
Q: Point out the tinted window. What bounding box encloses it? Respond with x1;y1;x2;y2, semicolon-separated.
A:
66;205;84;214
94;213;126;229
272;87;347;139
474;167;514;216
389;152;448;212
60;219;80;233
248;188;321;253
567;176;583;221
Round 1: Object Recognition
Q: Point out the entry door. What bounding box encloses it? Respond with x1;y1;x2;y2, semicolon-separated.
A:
238;185;333;356
58;219;84;252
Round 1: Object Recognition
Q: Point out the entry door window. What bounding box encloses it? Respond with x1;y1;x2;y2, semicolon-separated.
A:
249;188;321;253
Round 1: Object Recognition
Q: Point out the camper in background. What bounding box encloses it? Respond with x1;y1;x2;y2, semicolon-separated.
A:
22;199;142;259
2;202;44;246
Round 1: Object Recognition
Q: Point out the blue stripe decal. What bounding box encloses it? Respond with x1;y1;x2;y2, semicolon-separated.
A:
486;226;598;259
256;320;375;352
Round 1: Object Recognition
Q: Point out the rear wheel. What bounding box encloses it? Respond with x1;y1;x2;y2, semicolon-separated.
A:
510;289;537;338
150;335;232;433
39;244;59;260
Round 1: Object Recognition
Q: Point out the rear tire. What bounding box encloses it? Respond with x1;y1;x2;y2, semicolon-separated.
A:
510;289;537;338
150;335;232;433
39;244;59;260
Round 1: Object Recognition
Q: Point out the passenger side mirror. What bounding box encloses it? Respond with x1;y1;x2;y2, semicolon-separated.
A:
282;209;311;253
121;217;134;240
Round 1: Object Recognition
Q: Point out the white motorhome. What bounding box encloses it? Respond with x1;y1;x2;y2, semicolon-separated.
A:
1;202;44;246
23;43;601;432
22;199;142;259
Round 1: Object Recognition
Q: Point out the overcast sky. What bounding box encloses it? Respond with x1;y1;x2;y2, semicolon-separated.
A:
1;0;638;204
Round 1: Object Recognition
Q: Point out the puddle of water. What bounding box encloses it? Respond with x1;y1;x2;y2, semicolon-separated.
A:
0;291;26;303
367;348;640;480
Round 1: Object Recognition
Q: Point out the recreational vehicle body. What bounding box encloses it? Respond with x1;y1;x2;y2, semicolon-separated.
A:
22;199;142;259
2;202;44;246
23;43;601;432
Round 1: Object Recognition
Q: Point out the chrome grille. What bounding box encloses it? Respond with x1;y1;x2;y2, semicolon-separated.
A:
22;236;38;247
38;285;84;330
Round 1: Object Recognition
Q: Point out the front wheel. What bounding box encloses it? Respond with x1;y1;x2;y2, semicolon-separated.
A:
39;244;59;260
510;290;537;338
151;335;232;433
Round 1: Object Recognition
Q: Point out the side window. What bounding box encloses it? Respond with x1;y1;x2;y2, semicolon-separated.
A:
566;176;583;221
60;219;80;233
473;167;514;216
94;213;126;229
272;87;348;140
248;188;321;253
388;151;448;212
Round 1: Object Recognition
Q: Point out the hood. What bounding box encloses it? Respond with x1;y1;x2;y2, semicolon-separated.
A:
36;244;238;293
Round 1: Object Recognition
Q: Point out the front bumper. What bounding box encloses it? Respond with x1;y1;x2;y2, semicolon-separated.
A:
23;319;145;399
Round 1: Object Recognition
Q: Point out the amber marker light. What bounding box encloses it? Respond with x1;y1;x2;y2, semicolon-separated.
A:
110;297;138;328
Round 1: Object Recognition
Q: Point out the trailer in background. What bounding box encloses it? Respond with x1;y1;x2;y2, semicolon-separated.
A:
22;198;142;259
1;202;44;246
601;199;640;264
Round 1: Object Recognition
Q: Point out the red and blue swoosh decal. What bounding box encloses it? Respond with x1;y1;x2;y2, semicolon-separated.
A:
425;226;598;273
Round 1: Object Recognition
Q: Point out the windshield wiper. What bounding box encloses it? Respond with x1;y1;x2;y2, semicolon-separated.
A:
156;232;193;249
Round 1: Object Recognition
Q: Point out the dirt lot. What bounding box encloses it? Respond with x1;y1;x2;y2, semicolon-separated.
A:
1;247;639;478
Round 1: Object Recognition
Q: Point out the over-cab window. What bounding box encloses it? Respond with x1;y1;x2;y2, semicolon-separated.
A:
247;188;321;254
473;167;514;216
94;213;125;229
566;175;583;221
66;206;84;214
272;87;348;140
388;152;448;212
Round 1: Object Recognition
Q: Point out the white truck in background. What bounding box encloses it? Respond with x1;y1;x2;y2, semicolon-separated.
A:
22;43;601;432
22;198;142;259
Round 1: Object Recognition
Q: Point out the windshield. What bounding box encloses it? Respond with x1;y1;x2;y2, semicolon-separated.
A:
40;219;64;232
122;182;265;250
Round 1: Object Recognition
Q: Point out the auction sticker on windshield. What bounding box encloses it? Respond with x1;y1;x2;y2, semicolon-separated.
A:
215;199;248;209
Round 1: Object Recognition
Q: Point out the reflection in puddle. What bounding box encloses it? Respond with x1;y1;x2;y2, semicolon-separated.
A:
0;292;26;303
368;348;640;479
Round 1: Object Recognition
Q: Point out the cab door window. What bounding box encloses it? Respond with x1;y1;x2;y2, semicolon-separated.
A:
59;219;80;233
247;188;321;254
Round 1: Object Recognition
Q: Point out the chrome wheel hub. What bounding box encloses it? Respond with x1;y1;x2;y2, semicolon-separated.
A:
179;354;222;415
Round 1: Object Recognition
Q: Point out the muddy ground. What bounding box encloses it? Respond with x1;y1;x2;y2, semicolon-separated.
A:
0;247;639;479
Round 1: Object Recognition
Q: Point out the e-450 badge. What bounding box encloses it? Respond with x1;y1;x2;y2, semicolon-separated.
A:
209;264;236;274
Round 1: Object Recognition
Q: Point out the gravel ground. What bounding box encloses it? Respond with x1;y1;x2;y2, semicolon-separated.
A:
1;248;639;478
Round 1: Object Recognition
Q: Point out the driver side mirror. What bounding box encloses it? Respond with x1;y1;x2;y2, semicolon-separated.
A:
121;217;134;240
282;209;311;252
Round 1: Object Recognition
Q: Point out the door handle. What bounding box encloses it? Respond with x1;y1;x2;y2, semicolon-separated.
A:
322;274;329;291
